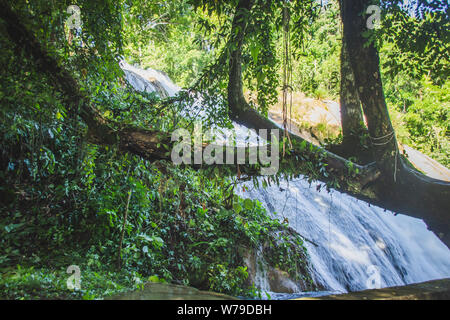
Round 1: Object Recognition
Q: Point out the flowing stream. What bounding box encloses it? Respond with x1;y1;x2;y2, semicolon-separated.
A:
235;177;450;295
120;62;450;297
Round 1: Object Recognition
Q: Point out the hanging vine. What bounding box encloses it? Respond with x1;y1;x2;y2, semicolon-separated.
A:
282;1;293;155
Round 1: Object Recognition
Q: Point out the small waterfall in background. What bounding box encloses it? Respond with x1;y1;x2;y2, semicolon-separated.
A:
120;61;180;97
120;62;450;295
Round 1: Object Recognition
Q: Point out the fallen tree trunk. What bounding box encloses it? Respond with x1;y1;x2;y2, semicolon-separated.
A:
0;0;377;187
0;1;176;161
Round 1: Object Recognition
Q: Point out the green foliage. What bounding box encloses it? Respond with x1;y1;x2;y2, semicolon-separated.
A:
123;1;217;87
0;265;139;300
242;0;281;115
384;76;449;166
191;0;320;115
291;1;341;99
287;0;448;167
0;139;312;297
1;0;447;300
381;0;449;85
0;0;313;298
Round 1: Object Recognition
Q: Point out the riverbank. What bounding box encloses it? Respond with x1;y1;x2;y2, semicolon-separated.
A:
106;278;450;300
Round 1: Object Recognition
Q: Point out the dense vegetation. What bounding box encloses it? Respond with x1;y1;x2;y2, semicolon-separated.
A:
0;0;448;299
286;1;448;165
0;0;315;299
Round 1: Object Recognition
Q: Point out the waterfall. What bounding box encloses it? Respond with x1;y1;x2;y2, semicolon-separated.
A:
235;177;450;293
120;62;450;294
120;61;180;98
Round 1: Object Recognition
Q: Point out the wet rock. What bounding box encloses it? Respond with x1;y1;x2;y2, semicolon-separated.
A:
302;278;450;300
267;268;300;293
106;282;238;300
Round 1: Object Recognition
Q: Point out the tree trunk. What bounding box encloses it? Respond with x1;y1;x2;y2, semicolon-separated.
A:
226;0;379;184
333;39;372;162
228;0;254;120
340;0;397;172
340;41;365;142
340;0;450;245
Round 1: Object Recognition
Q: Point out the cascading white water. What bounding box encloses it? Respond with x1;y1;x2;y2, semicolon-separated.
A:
120;60;263;146
120;61;180;97
120;62;450;294
235;177;450;293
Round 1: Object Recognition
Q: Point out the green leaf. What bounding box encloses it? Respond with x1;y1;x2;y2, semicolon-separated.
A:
148;275;160;283
243;199;254;210
233;202;242;214
250;45;259;64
